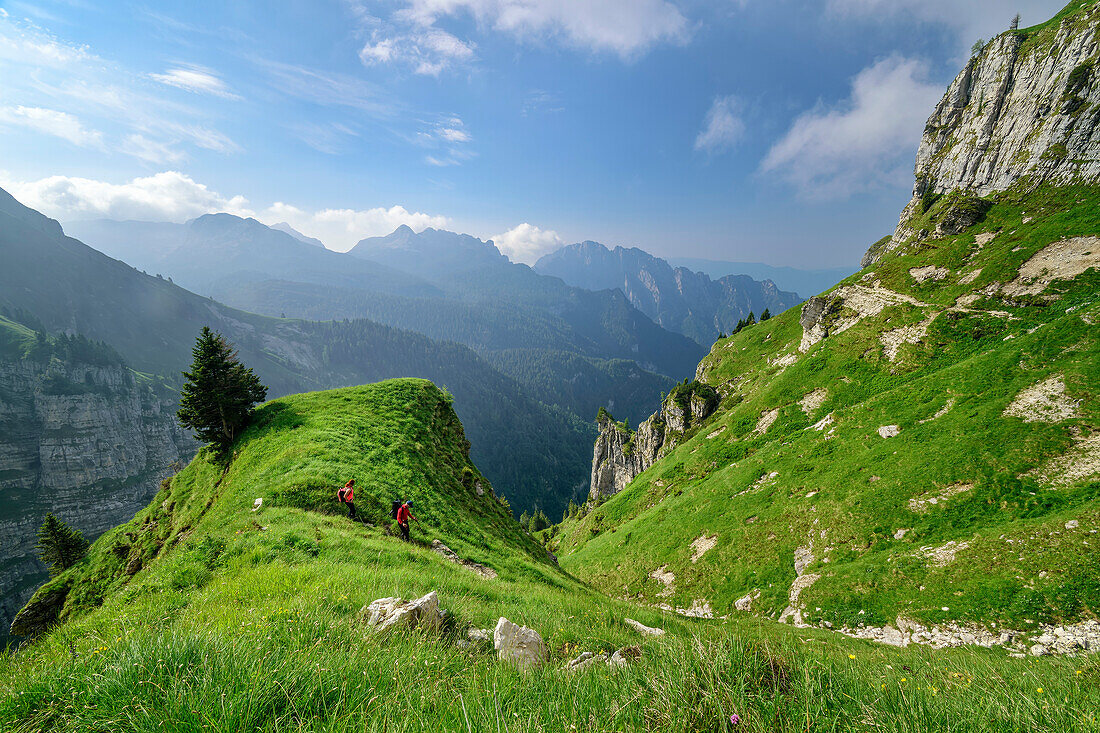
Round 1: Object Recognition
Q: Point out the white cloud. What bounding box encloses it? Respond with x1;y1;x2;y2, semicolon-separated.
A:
490;222;563;263
760;55;943;199
694;95;743;154
295;206;449;250
826;0;1065;57
358;0;689;74
2;171;253;222
0;106;103;147
1;170;450;252
150;65;240;99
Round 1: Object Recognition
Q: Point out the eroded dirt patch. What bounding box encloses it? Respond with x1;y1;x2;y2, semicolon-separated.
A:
1002;236;1100;297
1003;376;1080;423
1025;434;1100;487
799;388;827;416
690;533;718;563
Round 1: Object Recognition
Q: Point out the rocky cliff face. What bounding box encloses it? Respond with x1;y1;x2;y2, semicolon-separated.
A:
0;358;192;642
589;383;719;501
867;6;1100;266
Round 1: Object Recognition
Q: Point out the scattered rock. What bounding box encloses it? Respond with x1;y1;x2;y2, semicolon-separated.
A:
959;268;982;284
689;533;718;563
909;483;974;512
909;265;949;284
467;627;491;643
754;408;779;436
609;645;642;667
1003;376;1080;423
799;389;828;416
648;565;675;597
252;498;263;511
564;651;608;671
734;590;761;611
1066;520;1081;530
893;528;910;540
881;314;938;361
878;425;901;438
1002;237;1100;298
921;540;970;567
494;617;547;670
363;591;445;632
430;539;498;579
810;413;835;431
1024;434;1100;487
793;545;815;576
624;618;665;637
706;425;727;439
919;398;956;423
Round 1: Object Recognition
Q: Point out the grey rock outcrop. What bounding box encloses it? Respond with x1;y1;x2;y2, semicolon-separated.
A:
494;617;547;669
363;591;446;632
589;383;719;501
1;358;192;642
865;7;1100;266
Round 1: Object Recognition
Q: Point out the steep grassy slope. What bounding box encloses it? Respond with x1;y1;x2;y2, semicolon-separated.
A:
3;379;1098;732
553;184;1100;634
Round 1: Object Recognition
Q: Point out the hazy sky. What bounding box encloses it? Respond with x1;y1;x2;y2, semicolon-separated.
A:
0;0;1067;267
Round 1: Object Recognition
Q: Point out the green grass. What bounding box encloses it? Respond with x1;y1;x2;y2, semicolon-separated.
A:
552;185;1100;633
4;377;1099;730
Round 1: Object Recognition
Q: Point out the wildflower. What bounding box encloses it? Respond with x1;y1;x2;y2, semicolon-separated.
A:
730;713;741;725
1077;670;1083;675
900;677;906;682
849;654;855;659
1037;688;1043;694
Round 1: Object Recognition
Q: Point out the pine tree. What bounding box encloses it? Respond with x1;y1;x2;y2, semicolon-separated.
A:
746;311;756;326
35;513;88;575
1010;13;1020;30
761;308;771;321
177;327;268;453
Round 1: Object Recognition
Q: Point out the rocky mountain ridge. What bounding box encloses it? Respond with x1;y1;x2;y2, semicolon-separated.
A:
536;241;803;345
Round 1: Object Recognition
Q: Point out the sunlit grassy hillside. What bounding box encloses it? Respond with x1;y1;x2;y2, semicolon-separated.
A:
553;185;1100;633
3;378;1099;731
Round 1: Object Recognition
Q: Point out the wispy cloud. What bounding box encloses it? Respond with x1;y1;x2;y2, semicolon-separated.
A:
150;64;241;99
761;55;942;199
253;56;395;116
0;14;240;161
694;95;744;154
0;105;103;147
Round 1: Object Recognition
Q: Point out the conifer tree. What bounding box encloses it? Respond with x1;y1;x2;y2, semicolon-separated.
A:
35;513;88;575
761;308;771;321
747;311;756;326
178;327;268;453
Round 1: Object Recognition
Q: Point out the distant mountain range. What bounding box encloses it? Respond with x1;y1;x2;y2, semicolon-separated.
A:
535;241;804;345
668;257;855;299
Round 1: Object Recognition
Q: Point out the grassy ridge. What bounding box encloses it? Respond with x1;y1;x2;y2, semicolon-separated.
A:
2;377;1099;731
552;185;1100;632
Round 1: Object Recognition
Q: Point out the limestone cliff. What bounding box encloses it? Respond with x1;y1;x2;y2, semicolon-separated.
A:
0;358;192;641
866;5;1100;266
589;382;719;501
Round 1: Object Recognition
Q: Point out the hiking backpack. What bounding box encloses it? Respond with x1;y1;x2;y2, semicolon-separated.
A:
391;500;402;519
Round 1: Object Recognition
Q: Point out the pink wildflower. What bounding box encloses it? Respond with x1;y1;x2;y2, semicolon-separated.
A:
730;713;741;725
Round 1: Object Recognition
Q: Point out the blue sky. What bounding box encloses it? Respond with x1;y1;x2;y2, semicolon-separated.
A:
0;0;1067;268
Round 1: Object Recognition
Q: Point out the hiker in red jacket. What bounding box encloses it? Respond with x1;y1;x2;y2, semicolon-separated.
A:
337;480;356;520
395;500;417;541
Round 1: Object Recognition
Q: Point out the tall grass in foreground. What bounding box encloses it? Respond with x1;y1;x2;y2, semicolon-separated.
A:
3;594;1098;732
